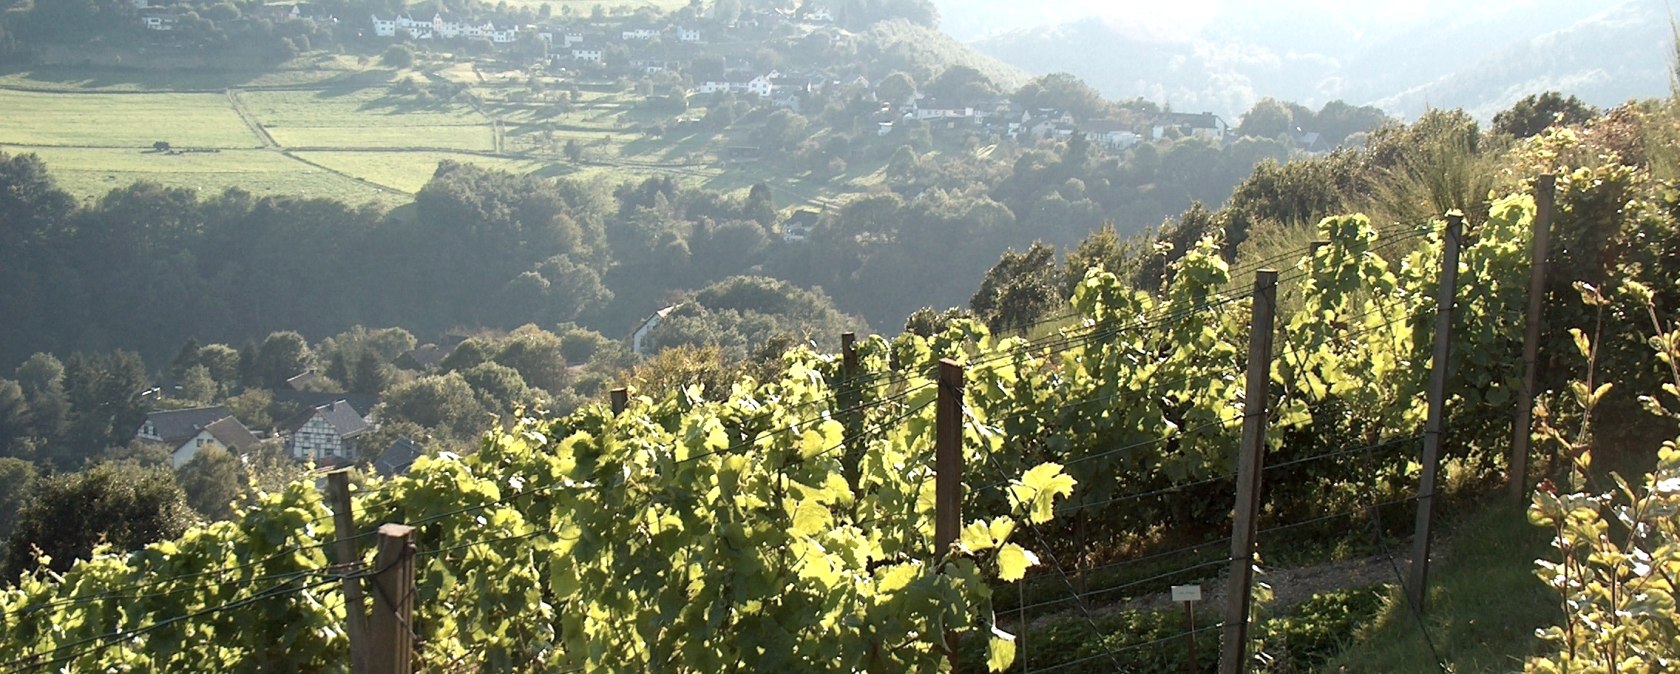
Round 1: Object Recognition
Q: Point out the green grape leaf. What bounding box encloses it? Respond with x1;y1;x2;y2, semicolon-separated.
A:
1011;463;1077;524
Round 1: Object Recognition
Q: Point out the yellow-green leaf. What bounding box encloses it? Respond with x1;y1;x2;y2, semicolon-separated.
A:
1570;328;1591;359
987;625;1017;671
960;520;996;553
997;543;1037;581
987;516;1016;546
791;499;831;537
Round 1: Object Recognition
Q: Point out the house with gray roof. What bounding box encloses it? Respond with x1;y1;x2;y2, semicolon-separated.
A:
375;436;425;477
135;406;260;468
279;400;371;463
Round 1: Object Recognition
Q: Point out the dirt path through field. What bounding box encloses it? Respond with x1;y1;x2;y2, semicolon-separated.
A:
225;89;279;148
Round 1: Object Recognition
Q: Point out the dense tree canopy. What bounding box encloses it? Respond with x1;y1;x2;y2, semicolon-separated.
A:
647;276;861;358
924;65;998;102
3;461;192;579
1235;97;1296;139
1014;73;1108;120
970;243;1063;334
1493;91;1598;139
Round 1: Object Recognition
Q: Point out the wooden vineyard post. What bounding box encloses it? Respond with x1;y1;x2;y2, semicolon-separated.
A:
1409;214;1465;612
1510;175;1556;504
1219;270;1278;674
841;332;863;490
841;332;859;388
326;471;369;674
370;524;416;674
935;359;965;670
610;388;628;416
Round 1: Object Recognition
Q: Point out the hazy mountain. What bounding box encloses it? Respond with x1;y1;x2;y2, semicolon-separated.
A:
954;0;1670;120
1368;1;1672;120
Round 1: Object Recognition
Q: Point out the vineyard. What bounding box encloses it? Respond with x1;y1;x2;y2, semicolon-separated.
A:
0;167;1664;672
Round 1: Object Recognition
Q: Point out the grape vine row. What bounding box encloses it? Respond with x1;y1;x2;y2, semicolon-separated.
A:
0;188;1546;672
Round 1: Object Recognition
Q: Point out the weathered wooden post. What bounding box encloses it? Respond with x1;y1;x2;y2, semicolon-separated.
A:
1409;213;1465;612
935;358;964;670
1219;269;1278;674
610;388;628;416
841;332;863;490
1510;176;1556;504
326;471;369;674
370;523;416;674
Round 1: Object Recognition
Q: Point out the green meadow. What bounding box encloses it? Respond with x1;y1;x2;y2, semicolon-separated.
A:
0;90;258;148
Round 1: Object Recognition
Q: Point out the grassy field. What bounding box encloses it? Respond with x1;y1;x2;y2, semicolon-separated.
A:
2;145;403;206
294;151;551;192
270;124;497;151
0;55;379;92
4;54;867;211
238;88;496;151
0;89;258;148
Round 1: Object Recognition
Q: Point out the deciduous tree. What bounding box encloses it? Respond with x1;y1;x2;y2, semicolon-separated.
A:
3;461;193;579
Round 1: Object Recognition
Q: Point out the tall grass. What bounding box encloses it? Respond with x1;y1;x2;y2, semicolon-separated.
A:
1366;128;1501;227
1319;503;1557;673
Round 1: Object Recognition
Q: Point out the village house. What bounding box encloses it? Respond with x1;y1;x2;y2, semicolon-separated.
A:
141;11;180;31
273;390;378;419
1009;108;1076;139
911;98;976;122
697;74;773;98
371;14;428;39
780;210;820;243
375;436;425;477
621;27;660;40
677;27;702;42
1152;112;1228;142
135;406;260;469
286;370;323;391
571;48;604;63
279;400;371;463
631;305;680;356
1082;119;1142;150
1294;130;1327;152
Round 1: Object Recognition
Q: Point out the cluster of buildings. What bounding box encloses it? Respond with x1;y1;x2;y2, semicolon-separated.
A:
135;382;417;476
871;95;1229;150
136;398;394;471
370;13;521;43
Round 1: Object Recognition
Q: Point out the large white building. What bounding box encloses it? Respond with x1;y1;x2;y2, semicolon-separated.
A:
371;14;518;43
697;74;773;98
